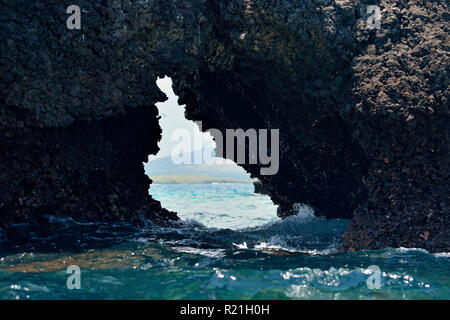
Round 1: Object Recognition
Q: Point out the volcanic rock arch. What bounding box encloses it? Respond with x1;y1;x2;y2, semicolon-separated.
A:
0;0;448;252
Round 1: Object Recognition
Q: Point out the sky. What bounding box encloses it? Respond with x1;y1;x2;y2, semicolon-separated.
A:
148;76;239;167
152;77;214;158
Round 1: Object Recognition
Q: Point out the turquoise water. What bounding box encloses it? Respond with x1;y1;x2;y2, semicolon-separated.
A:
0;183;448;299
150;183;279;229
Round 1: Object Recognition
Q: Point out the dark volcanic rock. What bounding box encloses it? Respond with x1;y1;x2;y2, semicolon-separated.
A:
0;0;448;252
0;0;184;228
341;0;449;252
253;181;268;195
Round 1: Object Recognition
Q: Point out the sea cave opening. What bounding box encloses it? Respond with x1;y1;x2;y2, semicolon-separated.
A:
145;77;278;230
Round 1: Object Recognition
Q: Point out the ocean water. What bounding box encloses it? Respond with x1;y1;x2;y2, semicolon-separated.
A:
0;183;448;300
150;183;279;229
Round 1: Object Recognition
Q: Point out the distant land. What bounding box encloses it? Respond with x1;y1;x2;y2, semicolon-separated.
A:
151;174;253;184
145;151;251;180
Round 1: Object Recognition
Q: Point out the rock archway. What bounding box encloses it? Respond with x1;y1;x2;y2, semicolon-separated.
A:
1;0;448;252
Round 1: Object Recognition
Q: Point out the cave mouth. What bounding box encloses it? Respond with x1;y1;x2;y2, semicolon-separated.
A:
145;77;278;230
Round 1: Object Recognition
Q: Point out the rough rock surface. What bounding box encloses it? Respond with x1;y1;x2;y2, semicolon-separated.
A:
253;181;269;195
0;0;448;252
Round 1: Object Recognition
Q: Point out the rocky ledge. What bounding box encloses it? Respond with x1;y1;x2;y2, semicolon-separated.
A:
0;0;448;252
